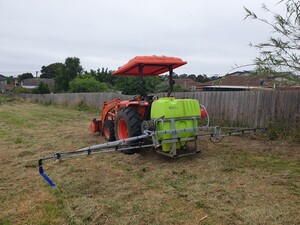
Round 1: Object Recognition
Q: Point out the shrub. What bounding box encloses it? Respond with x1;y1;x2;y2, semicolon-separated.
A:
12;87;32;94
32;82;51;94
69;74;108;93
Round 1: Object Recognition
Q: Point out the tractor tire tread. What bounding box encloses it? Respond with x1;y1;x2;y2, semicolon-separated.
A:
115;107;142;154
103;120;116;142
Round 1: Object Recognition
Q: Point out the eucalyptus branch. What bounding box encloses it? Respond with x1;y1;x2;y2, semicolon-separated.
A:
244;0;300;75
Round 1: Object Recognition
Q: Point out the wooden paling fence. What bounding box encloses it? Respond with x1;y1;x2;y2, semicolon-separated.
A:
18;91;300;127
169;91;300;127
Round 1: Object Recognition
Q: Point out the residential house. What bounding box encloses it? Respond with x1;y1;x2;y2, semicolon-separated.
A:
21;78;54;90
200;71;273;91
0;74;7;93
162;78;203;91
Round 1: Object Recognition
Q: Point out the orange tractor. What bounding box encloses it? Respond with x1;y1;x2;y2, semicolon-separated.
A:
89;55;198;154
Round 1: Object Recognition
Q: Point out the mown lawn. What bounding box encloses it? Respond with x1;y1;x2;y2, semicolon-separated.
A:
0;95;299;225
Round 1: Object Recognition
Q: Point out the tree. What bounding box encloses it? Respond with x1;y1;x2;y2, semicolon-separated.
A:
179;74;188;79
18;73;33;81
92;68;116;85
6;76;14;84
115;76;140;95
210;75;220;81
40;63;64;79
155;84;190;93
115;76;161;95
144;76;161;93
32;82;50;94
188;74;197;80
195;74;210;83
54;57;83;92
69;74;108;93
245;0;300;75
65;57;83;79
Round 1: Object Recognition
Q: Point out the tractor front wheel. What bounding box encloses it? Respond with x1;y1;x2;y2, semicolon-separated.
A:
115;107;142;154
103;120;116;142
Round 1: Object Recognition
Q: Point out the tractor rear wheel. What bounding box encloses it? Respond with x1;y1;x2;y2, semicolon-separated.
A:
103;120;116;142
115;106;142;154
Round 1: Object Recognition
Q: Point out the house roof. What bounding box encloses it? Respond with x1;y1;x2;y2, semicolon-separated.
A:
173;78;203;88
4;84;14;91
217;75;267;86
162;78;203;90
22;78;54;87
0;74;7;81
200;72;272;88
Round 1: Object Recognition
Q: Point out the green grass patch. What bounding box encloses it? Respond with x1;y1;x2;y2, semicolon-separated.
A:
222;150;300;174
0;219;12;225
74;100;98;113
265;123;300;142
0;110;35;128
32;189;67;225
14;137;23;144
0;95;15;104
36;200;65;225
195;200;209;209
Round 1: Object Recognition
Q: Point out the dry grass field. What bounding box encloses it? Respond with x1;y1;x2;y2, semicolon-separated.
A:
0;95;299;225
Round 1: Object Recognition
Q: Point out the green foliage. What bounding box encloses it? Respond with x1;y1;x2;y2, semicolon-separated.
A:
18;73;33;81
144;76;161;93
91;68;116;85
32;82;51;94
161;74;219;83
40;62;64;79
155;84;189;93
12;87;32;94
65;57;83;79
0;95;14;104
54;57;83;92
195;74;211;82
115;76;161;95
74;100;98;112
245;0;300;75
69;74;108;93
264;123;300;142
188;74;196;80
115;76;140;94
6;76;14;84
38;56;224;94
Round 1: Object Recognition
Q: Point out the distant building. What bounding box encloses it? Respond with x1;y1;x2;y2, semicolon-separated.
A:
21;78;54;90
0;74;7;93
200;71;273;91
162;78;203;91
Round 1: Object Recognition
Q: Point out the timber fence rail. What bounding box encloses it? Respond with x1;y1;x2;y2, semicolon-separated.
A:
18;92;135;107
17;91;300;127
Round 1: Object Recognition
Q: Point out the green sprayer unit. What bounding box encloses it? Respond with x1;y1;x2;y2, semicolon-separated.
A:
38;56;265;187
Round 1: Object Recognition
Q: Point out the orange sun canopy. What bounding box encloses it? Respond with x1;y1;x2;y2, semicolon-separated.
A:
112;55;187;76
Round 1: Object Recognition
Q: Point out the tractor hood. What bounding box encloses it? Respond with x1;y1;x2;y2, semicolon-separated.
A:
112;55;187;76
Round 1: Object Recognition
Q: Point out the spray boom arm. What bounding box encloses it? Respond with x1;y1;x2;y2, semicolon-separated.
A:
38;126;266;187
